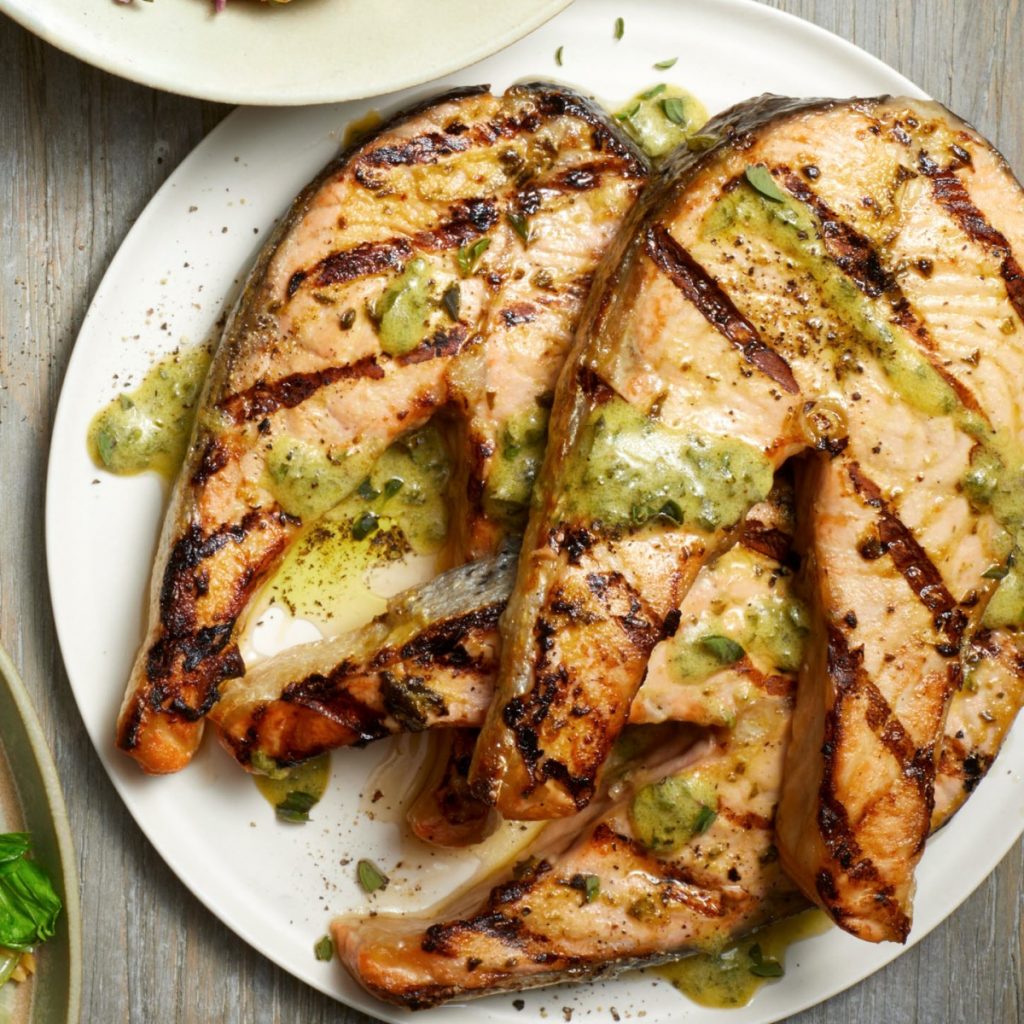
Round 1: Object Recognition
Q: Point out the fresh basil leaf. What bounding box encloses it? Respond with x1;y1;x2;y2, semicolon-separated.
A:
0;838;62;952
275;790;318;824
584;875;600;903
744;164;787;202
0;835;30;865
653;57;678;69
357;859;389;894
700;634;745;664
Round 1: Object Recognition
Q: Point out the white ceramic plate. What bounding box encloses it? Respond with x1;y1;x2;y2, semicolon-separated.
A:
0;0;571;106
45;2;1024;1022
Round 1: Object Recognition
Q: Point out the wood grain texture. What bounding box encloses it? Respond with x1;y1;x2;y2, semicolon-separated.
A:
0;1;1020;1021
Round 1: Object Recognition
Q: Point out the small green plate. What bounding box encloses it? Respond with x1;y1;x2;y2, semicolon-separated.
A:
0;646;81;1024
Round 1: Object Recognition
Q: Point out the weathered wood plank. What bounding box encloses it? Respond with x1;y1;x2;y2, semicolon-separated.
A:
0;2;1019;1021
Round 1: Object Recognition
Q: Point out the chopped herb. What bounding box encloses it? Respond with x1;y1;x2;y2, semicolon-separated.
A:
351;511;379;541
357;859;389;894
639;83;667;100
748;943;784;978
983;564;1010;580
314;935;334;961
275;790;318;824
339;308;356;331
356;477;380;501
567;872;601;904
614;16;624;39
744;163;787;202
699;634;745;664
456;237;491;277
694;804;718;835
442;282;461;321
657;499;683;524
686;134;718;153
382;477;404;499
653;57;678;69
555;45;564;66
661;96;687;126
615;101;641;122
507;212;532;246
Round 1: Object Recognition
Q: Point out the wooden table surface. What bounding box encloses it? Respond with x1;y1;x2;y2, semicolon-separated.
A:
1;1;1021;1021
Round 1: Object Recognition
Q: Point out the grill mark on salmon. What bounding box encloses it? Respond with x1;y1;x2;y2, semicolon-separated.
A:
293;198;501;298
846;461;964;643
219;354;386;422
776;168;988;416
644;224;800;394
918;153;1024;322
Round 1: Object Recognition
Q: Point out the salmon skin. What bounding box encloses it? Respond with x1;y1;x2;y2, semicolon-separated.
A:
467;93;1024;942
115;83;648;774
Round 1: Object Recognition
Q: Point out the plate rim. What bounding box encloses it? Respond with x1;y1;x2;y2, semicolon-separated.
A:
42;1;1022;1022
0;0;574;106
0;645;83;1024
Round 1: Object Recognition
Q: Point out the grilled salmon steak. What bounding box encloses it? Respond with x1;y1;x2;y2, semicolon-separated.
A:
467;94;1024;942
115;83;647;773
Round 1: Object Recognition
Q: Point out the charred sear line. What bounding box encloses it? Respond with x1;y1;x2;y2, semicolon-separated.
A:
817;626;867;871
397;325;470;366
781;169;987;413
191;439;229;486
296;198;497;297
219;354;385;422
399;603;505;667
644;224;800;394
280;672;391;746
740;517;793;562
847;462;963;643
919;153;1024;323
780;172;895;299
310;238;412;291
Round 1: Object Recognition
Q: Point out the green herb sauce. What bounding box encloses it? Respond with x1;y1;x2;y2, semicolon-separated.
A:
630;772;717;852
654;909;831;1008
376;257;436;356
559;397;773;534
265;436;376;521
614;85;708;159
483;404;550;526
253;753;330;822
88;343;212;478
256;424;451;627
